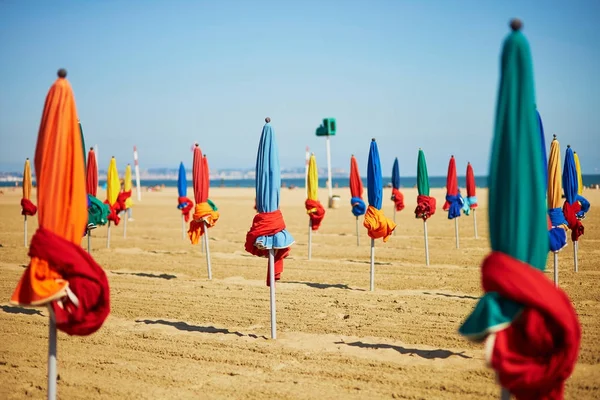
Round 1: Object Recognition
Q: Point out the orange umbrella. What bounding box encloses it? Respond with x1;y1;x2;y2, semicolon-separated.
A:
10;69;110;398
21;158;37;247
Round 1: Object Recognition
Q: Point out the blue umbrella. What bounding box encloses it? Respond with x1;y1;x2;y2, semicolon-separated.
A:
367;139;383;210
563;147;577;205
177;162;192;239
391;158;400;190
177;162;187;200
563;146;584;271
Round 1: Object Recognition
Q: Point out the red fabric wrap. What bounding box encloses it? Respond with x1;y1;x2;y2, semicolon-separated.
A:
29;228;110;336
391;188;405;212
244;210;290;286
482;252;580;400
305;199;325;231
104;200;121;225
178;196;194;222
414;195;436;220
117;190;131;211
21;198;38;216
562;201;584;242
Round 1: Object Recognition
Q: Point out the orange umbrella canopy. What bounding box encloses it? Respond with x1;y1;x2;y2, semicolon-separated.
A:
12;69;87;305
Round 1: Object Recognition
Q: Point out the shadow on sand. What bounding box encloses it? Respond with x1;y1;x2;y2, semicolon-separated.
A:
1;305;43;316
112;271;177;280
335;341;472;360
422;291;480;300
285;281;366;291
135;319;267;339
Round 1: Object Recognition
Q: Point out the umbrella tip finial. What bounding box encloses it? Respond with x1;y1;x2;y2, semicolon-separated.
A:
90;147;94;150
567;144;571;148
26;157;29;160
57;68;67;78
195;143;199;147
265;117;271;123
510;18;523;31
371;138;375;142
553;134;557;139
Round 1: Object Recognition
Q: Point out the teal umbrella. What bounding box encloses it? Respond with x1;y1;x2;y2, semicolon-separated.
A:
459;19;580;398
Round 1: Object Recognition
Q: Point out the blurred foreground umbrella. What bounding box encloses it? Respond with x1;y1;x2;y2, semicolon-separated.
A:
349;155;366;245
390;157;404;236
10;69;110;400
363;139;396;291
306;153;325;260
188;146;219;279
105;156;121;248
414;148;436;265
85;148;108;253
547;136;568;286
465;162;478;238
244;118;294;339
459;21;580;399
21;158;37;247
443;155;462;248
562;146;584;272
177;162;193;239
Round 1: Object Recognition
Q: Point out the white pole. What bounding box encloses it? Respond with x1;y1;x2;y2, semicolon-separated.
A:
473;209;479;239
574;241;579;272
181;215;185;240
393;208;396;235
133;146;141;202
325;136;333;205
553;252;558;287
204;221;212;280
370;238;375;291
424;220;430;266
455;218;460;249
356;217;360;246
268;249;276;339
87;230;91;254
47;308;57;400
107;221;111;248
305;146;309;198
123;212;127;238
201;231;205;253
308;219;312;260
501;388;510;400
24;215;27;247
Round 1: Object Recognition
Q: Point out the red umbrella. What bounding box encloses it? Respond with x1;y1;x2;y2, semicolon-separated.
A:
443;155;461;248
349;155;366;246
86;148;97;197
466;162;478;209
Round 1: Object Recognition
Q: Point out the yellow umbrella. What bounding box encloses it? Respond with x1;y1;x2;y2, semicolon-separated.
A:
305;154;325;259
547;135;568;286
574;152;583;195
106;157;120;247
124;164;133;209
23;159;32;201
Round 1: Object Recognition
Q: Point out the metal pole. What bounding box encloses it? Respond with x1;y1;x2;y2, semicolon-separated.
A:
134;146;141;202
325;135;333;205
501;388;510;400
268;249;276;339
181;215;185;240
123;211;127;238
553;252;558;287
48;309;57;400
356;217;360;246
370;238;375;291
107;221;111;248
424;220;430;266
574;241;579;272
24;215;27;247
203;221;212;280
393;208;396;235
455;218;460;249
473;209;479;239
87;229;91;254
308;219;312;260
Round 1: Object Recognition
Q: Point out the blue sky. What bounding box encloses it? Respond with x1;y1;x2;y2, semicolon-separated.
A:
1;0;599;176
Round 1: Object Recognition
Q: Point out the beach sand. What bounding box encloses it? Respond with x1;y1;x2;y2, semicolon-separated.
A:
1;187;599;399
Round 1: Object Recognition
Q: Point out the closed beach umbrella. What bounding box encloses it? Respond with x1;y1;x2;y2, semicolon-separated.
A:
177;162;193;238
443;155;462;248
86;148;98;197
547;136;568;285
414;148;436;265
390;157;404;216
562;146;584;271
85;147;108;252
305;154;325;260
349;155;366;245
105;156;120;248
244;118;294;339
21;158;37;246
120;164;133;238
573;151;590;217
459;20;580;399
465;162;479;238
363;139;396;291
10;69;110;400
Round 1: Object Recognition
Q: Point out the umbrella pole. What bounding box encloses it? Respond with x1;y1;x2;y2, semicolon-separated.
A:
356;217;360;246
123;211;127;238
107;221;111;248
574;241;579;272
393;208;396;235
308;219;313;260
370;238;375;291
48;307;57;400
553;252;558;287
24;215;28;247
424;220;430;266
201;230;205;253
203;221;212;280
268;249;277;339
455;218;460;249
500;388;510;400
473;209;479;239
87;229;91;254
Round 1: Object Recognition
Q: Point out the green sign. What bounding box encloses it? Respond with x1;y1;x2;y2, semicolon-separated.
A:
316;118;336;136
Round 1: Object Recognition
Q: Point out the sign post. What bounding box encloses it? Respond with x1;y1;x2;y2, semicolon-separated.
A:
315;118;337;208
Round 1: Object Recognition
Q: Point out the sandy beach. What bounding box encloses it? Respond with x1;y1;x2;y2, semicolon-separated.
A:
1;187;599;399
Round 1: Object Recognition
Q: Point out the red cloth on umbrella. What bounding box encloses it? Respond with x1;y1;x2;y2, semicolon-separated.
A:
104;200;122;225
244;210;290;286
443;156;458;211
305;199;325;230
391;188;405;212
349;156;363;198
86;149;98;197
30;227;110;336
178;196;194;222
192;145;207;204
117;190;131;211
21;198;37;216
480;251;580;400
563;201;584;242
415;195;436;220
466;162;478;208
